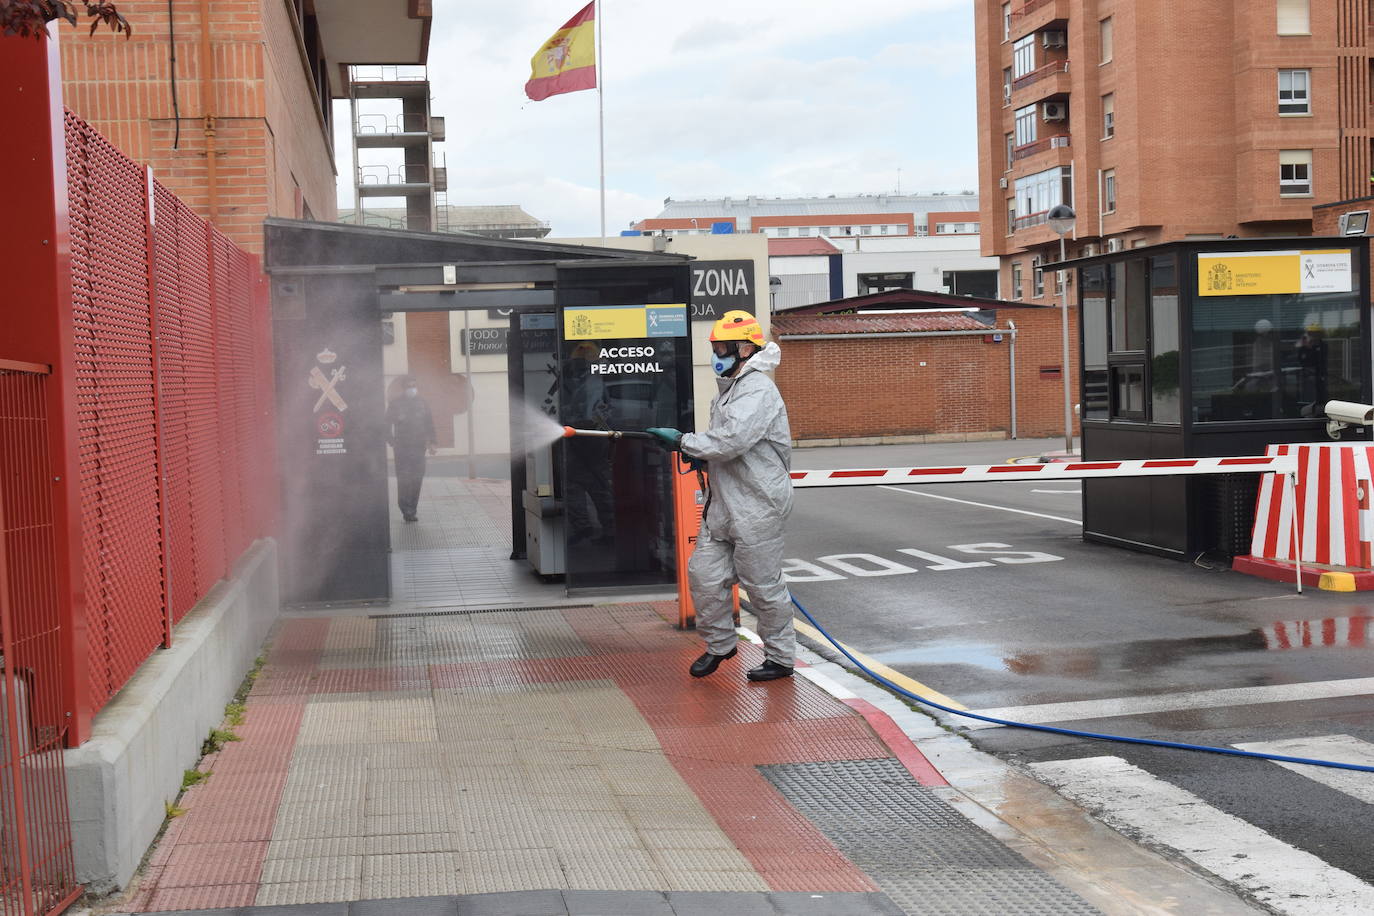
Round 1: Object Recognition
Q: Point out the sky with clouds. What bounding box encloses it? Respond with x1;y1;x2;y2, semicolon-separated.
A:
334;0;978;238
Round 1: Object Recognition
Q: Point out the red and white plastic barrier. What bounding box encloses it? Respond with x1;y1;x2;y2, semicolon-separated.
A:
1242;443;1374;569
789;454;1297;488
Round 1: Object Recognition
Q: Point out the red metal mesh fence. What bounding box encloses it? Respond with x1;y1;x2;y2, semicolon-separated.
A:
64;111;277;711
0;367;81;915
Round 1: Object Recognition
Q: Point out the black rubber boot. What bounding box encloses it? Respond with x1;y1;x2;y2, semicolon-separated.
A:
689;647;737;678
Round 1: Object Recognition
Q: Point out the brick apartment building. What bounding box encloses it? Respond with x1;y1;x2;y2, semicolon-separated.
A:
57;0;431;252
975;0;1367;302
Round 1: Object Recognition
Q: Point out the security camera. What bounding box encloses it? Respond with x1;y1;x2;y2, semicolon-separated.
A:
1324;399;1374;439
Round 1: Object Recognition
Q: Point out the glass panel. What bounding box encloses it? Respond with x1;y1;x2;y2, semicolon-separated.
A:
1110;258;1147;352
1150;255;1181;423
1191;280;1364;422
1082;265;1109;418
1112;365;1145;416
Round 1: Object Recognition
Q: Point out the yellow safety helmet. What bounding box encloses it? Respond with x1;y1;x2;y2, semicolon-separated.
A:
709;310;765;345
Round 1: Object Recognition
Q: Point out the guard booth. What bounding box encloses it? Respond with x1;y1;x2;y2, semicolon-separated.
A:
1068;237;1371;558
263;219;693;605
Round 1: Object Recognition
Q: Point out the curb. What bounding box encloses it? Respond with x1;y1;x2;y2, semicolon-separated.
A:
1232;554;1374;590
738;624;952;787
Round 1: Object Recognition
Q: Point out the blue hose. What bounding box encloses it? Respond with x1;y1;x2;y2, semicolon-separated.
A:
790;594;1374;774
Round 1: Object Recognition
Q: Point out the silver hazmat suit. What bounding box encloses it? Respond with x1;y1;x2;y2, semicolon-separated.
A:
679;342;795;666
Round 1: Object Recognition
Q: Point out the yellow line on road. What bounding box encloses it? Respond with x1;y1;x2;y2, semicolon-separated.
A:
792;618;969;711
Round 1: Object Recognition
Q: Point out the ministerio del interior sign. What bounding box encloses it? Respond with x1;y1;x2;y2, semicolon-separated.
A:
1197;249;1352;297
563;304;688;340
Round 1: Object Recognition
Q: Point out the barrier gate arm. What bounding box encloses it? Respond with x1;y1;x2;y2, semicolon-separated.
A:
788;454;1299;487
789;454;1304;593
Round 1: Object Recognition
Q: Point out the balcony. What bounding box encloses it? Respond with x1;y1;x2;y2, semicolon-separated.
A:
1009;0;1068;36
1012;58;1069;92
1012;133;1070;162
1013;209;1050;232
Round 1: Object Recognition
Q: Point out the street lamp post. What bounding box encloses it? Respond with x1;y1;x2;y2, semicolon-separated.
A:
1047;204;1076;455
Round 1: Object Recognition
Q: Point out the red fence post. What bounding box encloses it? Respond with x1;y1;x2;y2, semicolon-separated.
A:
143;166;173;648
0;31;92;746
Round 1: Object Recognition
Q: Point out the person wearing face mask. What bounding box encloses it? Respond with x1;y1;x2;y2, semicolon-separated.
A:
647;311;795;682
385;375;437;522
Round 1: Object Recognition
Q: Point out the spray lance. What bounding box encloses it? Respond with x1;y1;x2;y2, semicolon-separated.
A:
561;426;653;441
562;426;706;477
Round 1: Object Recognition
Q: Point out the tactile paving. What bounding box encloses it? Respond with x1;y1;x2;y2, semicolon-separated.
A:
761;759;1101;914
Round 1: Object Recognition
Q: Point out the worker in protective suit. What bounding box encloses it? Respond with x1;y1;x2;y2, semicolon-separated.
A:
647;310;795;682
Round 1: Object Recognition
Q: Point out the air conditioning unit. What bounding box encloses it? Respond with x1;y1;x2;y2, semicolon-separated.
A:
999;177;1009;188
1042;30;1067;49
1042;102;1067;121
1082;243;1099;257
1106;238;1124;253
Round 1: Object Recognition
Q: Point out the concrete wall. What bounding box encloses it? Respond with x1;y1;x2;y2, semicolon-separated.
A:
64;539;280;894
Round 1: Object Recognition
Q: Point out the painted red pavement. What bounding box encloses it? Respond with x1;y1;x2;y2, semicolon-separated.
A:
124;605;947;910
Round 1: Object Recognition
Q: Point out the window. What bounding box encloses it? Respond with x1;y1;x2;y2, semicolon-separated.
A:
879;225;889;235
1012;166;1073;228
1081;266;1109;418
798;226;812;236
1003;2;1011;40
1014;103;1038;147
1279;69;1310;115
1003;67;1013;104
1032;255;1044;297
1011;261;1023;299
1279;149;1312;195
777;227;791;237
1013;35;1036;79
1100;17;1113;63
1006;199;1016;236
860;225;872;235
859;272;913;295
1277;0;1310;35
1005;132;1015;169
1103;169;1117;212
1150;255;1181;423
1102;93;1115;138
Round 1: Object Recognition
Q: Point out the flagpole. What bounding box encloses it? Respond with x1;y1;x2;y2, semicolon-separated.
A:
597;0;606;243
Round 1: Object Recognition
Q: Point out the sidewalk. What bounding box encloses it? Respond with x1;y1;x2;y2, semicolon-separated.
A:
98;475;1255;916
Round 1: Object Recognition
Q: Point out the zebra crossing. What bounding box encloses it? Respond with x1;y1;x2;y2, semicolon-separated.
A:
1026;735;1374;916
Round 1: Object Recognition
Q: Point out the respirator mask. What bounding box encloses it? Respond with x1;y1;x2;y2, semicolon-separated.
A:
712;342;741;377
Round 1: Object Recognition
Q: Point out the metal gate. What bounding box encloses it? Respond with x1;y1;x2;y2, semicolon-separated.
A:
0;361;81;915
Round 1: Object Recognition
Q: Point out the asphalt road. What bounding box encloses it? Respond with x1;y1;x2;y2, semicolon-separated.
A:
785;438;1374;912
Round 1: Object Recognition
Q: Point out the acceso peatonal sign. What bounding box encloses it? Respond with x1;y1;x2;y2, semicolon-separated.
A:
1197;249;1353;297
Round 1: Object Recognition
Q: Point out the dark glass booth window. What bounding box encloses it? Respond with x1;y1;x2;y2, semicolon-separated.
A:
1190;290;1363;422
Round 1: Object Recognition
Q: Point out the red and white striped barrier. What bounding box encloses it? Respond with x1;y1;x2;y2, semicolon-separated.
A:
789;454;1298;488
1242;443;1374;569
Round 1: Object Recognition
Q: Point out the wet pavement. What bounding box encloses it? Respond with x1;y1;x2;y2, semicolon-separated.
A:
86;468;1261;916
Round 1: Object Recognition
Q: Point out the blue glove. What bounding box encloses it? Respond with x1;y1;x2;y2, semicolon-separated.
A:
645;427;683;450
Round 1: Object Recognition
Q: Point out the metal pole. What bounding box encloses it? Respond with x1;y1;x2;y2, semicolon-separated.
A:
1007;320;1017;440
596;0;605;243
464;310;474;479
1288;471;1304;595
1059;235;1073;454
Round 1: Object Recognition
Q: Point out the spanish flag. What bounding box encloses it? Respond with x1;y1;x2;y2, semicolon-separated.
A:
525;2;597;101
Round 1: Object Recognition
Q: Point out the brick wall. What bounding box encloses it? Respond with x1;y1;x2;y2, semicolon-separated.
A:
773;307;1078;441
59;0;337;253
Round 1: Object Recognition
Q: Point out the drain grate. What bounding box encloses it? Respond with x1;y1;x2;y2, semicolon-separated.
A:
760;759;1102;915
371;604;594;619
